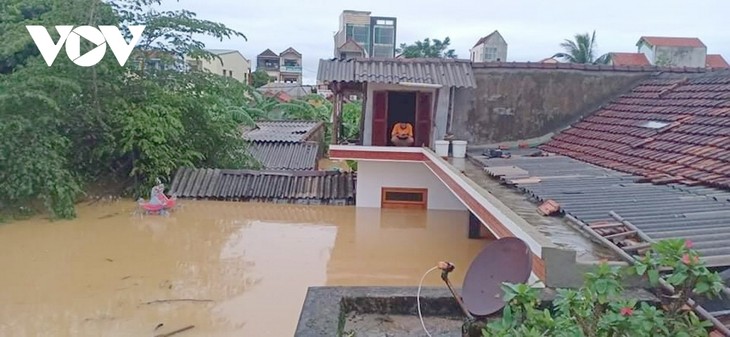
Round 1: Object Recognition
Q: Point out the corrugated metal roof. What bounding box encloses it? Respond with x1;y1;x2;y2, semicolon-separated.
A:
243;121;323;143
248;141;319;170
317;58;477;88
472;154;730;266
169;168;356;205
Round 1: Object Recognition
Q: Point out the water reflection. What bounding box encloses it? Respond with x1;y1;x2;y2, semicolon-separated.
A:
0;201;485;337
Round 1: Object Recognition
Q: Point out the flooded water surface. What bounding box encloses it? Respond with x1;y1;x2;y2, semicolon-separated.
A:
0;201;485;337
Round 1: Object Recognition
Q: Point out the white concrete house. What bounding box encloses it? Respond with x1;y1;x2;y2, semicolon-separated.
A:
470;31;508;62
636;36;707;68
186;49;251;84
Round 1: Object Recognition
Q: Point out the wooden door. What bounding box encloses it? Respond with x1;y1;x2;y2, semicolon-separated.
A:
371;91;388;146
415;92;433;147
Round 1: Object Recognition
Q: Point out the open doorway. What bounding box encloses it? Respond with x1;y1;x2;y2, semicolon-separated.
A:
386;92;416;146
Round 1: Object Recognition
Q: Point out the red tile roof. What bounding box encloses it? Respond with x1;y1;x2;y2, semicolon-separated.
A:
638;36;706;48
707;54;730;69
540;72;730;189
610;52;651;66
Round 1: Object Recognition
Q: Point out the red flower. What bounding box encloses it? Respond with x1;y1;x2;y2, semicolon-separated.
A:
685;240;694;249
620;307;634;316
682;254;699;265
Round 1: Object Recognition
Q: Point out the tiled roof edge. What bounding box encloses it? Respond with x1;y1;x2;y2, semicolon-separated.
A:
472;62;720;73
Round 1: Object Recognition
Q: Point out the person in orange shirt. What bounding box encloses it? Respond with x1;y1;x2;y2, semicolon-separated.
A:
390;122;414;147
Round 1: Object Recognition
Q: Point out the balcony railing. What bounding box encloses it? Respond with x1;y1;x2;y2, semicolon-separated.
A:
280;65;302;73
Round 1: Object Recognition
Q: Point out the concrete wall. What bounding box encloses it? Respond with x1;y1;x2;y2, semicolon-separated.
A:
449;67;651;145
189;52;250;83
638;44;655;63
655;46;707;67
363;83;450;147
356;161;466;211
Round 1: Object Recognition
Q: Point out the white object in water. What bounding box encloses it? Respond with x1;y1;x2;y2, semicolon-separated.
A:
434;140;449;157
452;140;468;158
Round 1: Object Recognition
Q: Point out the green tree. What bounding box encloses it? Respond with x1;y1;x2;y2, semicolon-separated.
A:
553;30;612;64
250;69;271;88
0;0;257;219
341;100;362;142
396;37;457;58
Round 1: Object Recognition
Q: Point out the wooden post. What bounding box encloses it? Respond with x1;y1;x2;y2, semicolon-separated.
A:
359;82;368;145
331;82;341;145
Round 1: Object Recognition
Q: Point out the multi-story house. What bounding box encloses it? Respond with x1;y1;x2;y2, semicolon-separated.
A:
278;47;303;83
185;49;251;83
470;31;507;62
256;48;302;84
333;10;397;59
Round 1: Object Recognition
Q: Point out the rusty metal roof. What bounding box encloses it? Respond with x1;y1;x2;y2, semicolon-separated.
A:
317;58;477;88
243;121;323;143
248;141;319;171
169;168;356;205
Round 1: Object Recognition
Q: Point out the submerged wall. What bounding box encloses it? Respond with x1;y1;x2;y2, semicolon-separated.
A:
450;65;653;145
356;161;465;211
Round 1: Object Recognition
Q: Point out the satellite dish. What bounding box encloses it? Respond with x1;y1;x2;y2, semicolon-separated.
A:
461;237;533;317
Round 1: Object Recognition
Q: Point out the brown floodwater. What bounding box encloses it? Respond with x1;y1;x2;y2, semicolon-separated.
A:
0;201;486;337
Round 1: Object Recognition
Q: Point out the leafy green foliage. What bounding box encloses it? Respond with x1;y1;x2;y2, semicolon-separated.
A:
484;240;722;337
250;69;270;88
553;30;612;65
0;0;260;218
341;100;362;142
396;37;457;59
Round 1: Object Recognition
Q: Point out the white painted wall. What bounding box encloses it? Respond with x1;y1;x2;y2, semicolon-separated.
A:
356;161;466;211
187;52;251;83
638;44;655;64
470;33;508;62
363;83;450;147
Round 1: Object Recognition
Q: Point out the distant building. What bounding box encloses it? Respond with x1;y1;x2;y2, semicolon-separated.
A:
470;31;507;62
257;82;314;100
334;10;397;59
636;36;706;67
256;48;302;84
608;52;651;66
278;47;303;83
185;49;251;83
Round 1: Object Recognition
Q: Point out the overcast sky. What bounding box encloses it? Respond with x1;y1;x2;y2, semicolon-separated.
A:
161;0;730;84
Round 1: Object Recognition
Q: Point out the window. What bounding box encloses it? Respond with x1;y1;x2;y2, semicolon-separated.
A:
346;24;370;46
381;187;428;209
485;47;498;61
373;26;394;45
376;19;394;25
284;59;298;66
372;45;394;58
229;70;233;77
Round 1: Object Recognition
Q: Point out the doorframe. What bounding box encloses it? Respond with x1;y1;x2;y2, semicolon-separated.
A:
370;88;434;147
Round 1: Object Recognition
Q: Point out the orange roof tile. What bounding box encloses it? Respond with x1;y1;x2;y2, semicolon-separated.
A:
638;36;706;48
706;54;730;69
610;52;651;66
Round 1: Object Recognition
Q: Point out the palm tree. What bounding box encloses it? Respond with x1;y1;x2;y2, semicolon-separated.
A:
553;30;611;64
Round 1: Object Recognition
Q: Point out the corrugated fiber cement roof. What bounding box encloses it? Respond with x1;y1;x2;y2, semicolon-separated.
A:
317;58;476;88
